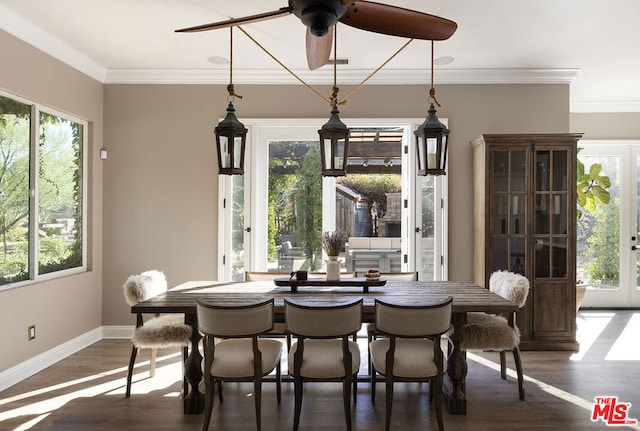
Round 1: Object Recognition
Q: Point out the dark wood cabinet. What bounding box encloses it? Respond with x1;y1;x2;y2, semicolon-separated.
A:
470;134;581;351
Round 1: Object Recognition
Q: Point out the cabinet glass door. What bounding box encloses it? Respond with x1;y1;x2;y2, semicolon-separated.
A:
491;149;528;276
534;149;570;279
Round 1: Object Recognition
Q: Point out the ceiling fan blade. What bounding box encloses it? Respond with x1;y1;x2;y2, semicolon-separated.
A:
306;28;333;70
339;1;457;41
175;7;292;33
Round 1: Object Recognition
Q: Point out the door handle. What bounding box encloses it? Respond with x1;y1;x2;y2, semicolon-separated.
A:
633;245;638;251
245;227;251;233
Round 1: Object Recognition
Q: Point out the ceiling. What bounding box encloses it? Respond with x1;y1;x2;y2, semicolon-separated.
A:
1;0;639;113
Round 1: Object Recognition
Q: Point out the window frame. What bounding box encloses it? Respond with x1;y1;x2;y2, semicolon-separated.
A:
0;89;88;291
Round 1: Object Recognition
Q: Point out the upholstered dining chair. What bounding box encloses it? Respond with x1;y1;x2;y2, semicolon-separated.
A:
122;270;191;398
365;271;419;374
369;297;453;431
196;298;283;431
245;271;294;349
284;299;363;431
459;270;530;400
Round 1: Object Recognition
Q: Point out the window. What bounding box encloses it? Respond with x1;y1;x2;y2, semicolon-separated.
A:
0;92;87;288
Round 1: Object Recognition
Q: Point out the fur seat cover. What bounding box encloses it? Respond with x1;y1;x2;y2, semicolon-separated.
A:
461;312;520;350
132;314;191;348
123;270;191;348
461;271;530;351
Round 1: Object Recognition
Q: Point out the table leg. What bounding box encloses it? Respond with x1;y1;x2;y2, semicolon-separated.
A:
443;312;467;414
183;313;204;414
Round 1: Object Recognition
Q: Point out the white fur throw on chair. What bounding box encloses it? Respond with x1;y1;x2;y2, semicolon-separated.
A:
461;312;520;350
488;270;530;307
132;314;191;348
123;270;168;306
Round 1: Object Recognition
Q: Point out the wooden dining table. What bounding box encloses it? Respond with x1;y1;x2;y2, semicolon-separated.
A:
131;279;518;415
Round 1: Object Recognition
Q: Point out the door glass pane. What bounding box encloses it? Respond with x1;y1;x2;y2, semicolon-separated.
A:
269;141;322;272
493;194;508;234
231;174;245;281
419;175;435;280
551;237;567;278
0;96;31;285
535;194;550;234
510;238;526;275
493;151;509;192
551;193;567;234
511;151;526;191
536;151;550;191
535;238;550;278
576;155;620;290
552;150;568;191
511;193;525;235
493;237;508;271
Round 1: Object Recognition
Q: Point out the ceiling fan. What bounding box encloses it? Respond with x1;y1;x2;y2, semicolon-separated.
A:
175;0;457;70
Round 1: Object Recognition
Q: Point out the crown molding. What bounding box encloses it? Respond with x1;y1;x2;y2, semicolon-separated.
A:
0;3;107;82
104;67;580;86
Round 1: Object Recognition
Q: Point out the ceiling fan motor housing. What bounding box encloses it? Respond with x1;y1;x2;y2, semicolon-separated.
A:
291;0;349;36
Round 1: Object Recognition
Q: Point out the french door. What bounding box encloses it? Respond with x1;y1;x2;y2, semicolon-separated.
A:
578;142;640;308
218;118;448;281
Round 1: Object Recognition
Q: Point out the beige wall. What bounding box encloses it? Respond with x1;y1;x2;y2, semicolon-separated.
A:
0;30;104;371
102;83;571;325
571;112;640;139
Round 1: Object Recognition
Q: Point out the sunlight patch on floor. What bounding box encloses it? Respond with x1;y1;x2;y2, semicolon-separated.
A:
0;353;183;429
606;313;640;361
571;312;614;361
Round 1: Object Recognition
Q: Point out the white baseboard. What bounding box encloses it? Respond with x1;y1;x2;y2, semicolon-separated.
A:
0;326;134;392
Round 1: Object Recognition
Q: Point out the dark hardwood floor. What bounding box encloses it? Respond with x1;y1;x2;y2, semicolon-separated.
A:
1;311;639;430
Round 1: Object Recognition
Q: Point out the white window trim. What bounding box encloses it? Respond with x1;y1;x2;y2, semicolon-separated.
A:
0;89;88;292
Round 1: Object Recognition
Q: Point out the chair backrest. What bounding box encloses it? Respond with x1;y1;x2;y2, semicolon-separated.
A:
245;271;289;281
285;299;362;338
123;270;167;306
196;299;275;338
374;297;453;337
489;271;530;308
374;271;418;281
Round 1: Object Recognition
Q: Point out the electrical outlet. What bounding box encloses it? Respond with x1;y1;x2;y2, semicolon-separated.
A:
28;325;36;341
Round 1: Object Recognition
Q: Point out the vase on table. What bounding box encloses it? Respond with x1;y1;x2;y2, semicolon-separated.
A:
326;256;340;282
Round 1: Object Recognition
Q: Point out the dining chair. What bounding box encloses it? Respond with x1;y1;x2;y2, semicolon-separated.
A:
365;271;419;374
459;270;530;400
245;271;294;350
196;298;283;431
369;297;453;431
284;299;363;431
122;270;191;398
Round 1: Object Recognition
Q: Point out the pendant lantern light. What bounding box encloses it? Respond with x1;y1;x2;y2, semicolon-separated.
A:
318;25;349;177
214;27;247;175
414;40;449;176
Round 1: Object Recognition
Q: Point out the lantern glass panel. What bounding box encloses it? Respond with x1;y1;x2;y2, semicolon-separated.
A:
427;137;438;169
416;134;426;171
218;135;230;168
233;135;243;169
335;138;345;169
